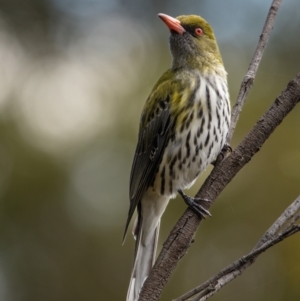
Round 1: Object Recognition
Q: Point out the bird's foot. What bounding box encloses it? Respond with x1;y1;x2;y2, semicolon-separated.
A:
178;189;211;218
211;143;232;166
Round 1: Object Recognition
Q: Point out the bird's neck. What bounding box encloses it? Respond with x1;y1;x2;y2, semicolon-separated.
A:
171;51;223;73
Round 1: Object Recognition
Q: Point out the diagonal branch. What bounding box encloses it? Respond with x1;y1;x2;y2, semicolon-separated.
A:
228;0;283;141
174;195;300;301
254;195;300;249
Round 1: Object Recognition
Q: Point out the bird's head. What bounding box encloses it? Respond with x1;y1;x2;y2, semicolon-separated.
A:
158;13;223;71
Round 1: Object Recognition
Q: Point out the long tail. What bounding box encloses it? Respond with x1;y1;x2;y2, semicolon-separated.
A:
126;219;160;301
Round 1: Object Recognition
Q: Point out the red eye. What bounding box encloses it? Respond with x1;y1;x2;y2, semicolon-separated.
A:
195;28;203;36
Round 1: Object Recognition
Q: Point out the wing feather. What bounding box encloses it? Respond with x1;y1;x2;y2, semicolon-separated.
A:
123;103;171;242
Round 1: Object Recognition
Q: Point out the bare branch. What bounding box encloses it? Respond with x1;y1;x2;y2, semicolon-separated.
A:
228;0;283;142
174;195;300;301
254;194;300;249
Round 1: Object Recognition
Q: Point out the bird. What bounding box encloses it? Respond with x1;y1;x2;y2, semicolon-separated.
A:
123;13;231;301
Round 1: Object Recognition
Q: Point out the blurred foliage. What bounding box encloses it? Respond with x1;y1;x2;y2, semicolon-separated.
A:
0;0;299;300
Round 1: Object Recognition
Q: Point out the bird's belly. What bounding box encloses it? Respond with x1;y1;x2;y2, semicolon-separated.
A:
151;108;229;198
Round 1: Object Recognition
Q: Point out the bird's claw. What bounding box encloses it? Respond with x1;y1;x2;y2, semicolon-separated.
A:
178;189;211;218
222;143;232;154
212;143;232;166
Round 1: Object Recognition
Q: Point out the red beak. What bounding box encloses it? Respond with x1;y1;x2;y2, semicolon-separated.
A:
158;13;186;35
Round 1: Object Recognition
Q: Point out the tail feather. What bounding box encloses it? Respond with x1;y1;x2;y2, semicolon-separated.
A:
126;221;160;301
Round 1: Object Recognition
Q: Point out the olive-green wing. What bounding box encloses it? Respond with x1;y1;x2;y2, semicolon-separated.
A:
122;97;171;242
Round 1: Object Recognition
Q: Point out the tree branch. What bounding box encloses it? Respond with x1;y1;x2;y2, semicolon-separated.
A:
228;0;283;141
174;196;300;301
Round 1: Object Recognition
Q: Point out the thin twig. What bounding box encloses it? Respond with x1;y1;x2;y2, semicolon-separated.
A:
174;195;300;301
227;0;283;142
188;225;300;301
254;195;300;249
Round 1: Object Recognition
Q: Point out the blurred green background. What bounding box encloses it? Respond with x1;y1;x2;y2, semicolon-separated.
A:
0;0;299;300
